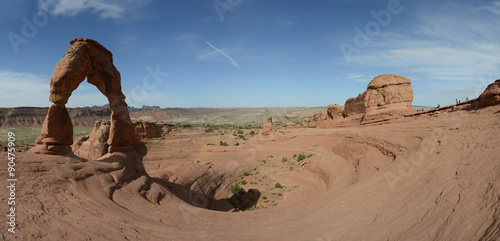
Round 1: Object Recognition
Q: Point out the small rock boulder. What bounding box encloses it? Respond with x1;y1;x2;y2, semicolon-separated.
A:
327;104;344;119
312;111;326;122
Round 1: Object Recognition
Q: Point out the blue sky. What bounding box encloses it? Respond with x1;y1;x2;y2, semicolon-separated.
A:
1;0;499;108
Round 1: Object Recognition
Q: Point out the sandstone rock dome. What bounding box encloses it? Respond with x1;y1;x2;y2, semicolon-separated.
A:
344;75;414;120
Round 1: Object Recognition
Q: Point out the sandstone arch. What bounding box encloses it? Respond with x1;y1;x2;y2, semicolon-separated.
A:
29;38;136;156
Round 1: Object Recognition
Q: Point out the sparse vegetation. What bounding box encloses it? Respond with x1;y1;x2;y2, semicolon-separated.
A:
219;140;228;146
257;159;268;164
275;183;284;189
229;183;245;195
297;153;307;162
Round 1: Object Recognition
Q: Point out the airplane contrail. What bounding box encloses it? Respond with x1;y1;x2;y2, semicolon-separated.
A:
203;40;240;68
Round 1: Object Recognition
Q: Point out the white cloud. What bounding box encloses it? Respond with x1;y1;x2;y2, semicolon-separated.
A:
345;75;370;82
0;71;51;107
345;2;500;103
477;1;500;15
39;0;131;19
346;75;364;79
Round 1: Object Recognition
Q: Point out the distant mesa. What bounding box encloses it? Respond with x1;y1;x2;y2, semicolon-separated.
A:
343;74;414;122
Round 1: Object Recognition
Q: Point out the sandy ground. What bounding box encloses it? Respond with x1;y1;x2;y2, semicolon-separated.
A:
1;105;499;240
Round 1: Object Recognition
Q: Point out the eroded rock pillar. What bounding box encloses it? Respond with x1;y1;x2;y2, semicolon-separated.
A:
29;103;73;155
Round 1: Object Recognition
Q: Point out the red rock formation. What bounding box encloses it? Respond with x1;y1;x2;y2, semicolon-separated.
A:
343;75;414;121
29;38;135;156
72;120;173;160
327;104;344;119
261;117;276;135
312;112;326;122
477;79;500;108
72;120;110;160
28;38;145;182
133;121;172;140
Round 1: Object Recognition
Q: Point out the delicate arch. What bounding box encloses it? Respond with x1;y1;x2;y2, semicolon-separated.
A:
29;38;135;155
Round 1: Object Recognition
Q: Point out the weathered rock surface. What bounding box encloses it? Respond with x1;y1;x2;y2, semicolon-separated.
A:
29;38;136;156
133;121;173;140
343;75;414;121
261;117;276;135
72;120;173;160
327;104;344;119
477;79;500;108
72;120;110;160
28;38;144;183
30;104;73;155
312;112;326;122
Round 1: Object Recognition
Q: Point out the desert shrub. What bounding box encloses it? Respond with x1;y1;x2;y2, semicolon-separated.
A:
241;180;247;185
237;130;244;134
235;142;240;146
266;155;274;158
250;130;255;135
243;171;251;176
219;141;228;146
229;183;245;195
297;153;307;162
275;183;284;189
282;157;288;163
238;135;245;139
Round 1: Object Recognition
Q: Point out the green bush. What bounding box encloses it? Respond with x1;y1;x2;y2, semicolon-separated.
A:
282;157;288;163
220;141;228;146
249;130;255;135
237;130;244;134
243;171;251;176
297;153;307;162
238;135;245;139
229;183;245;195
275;183;284;189
235;142;240;146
